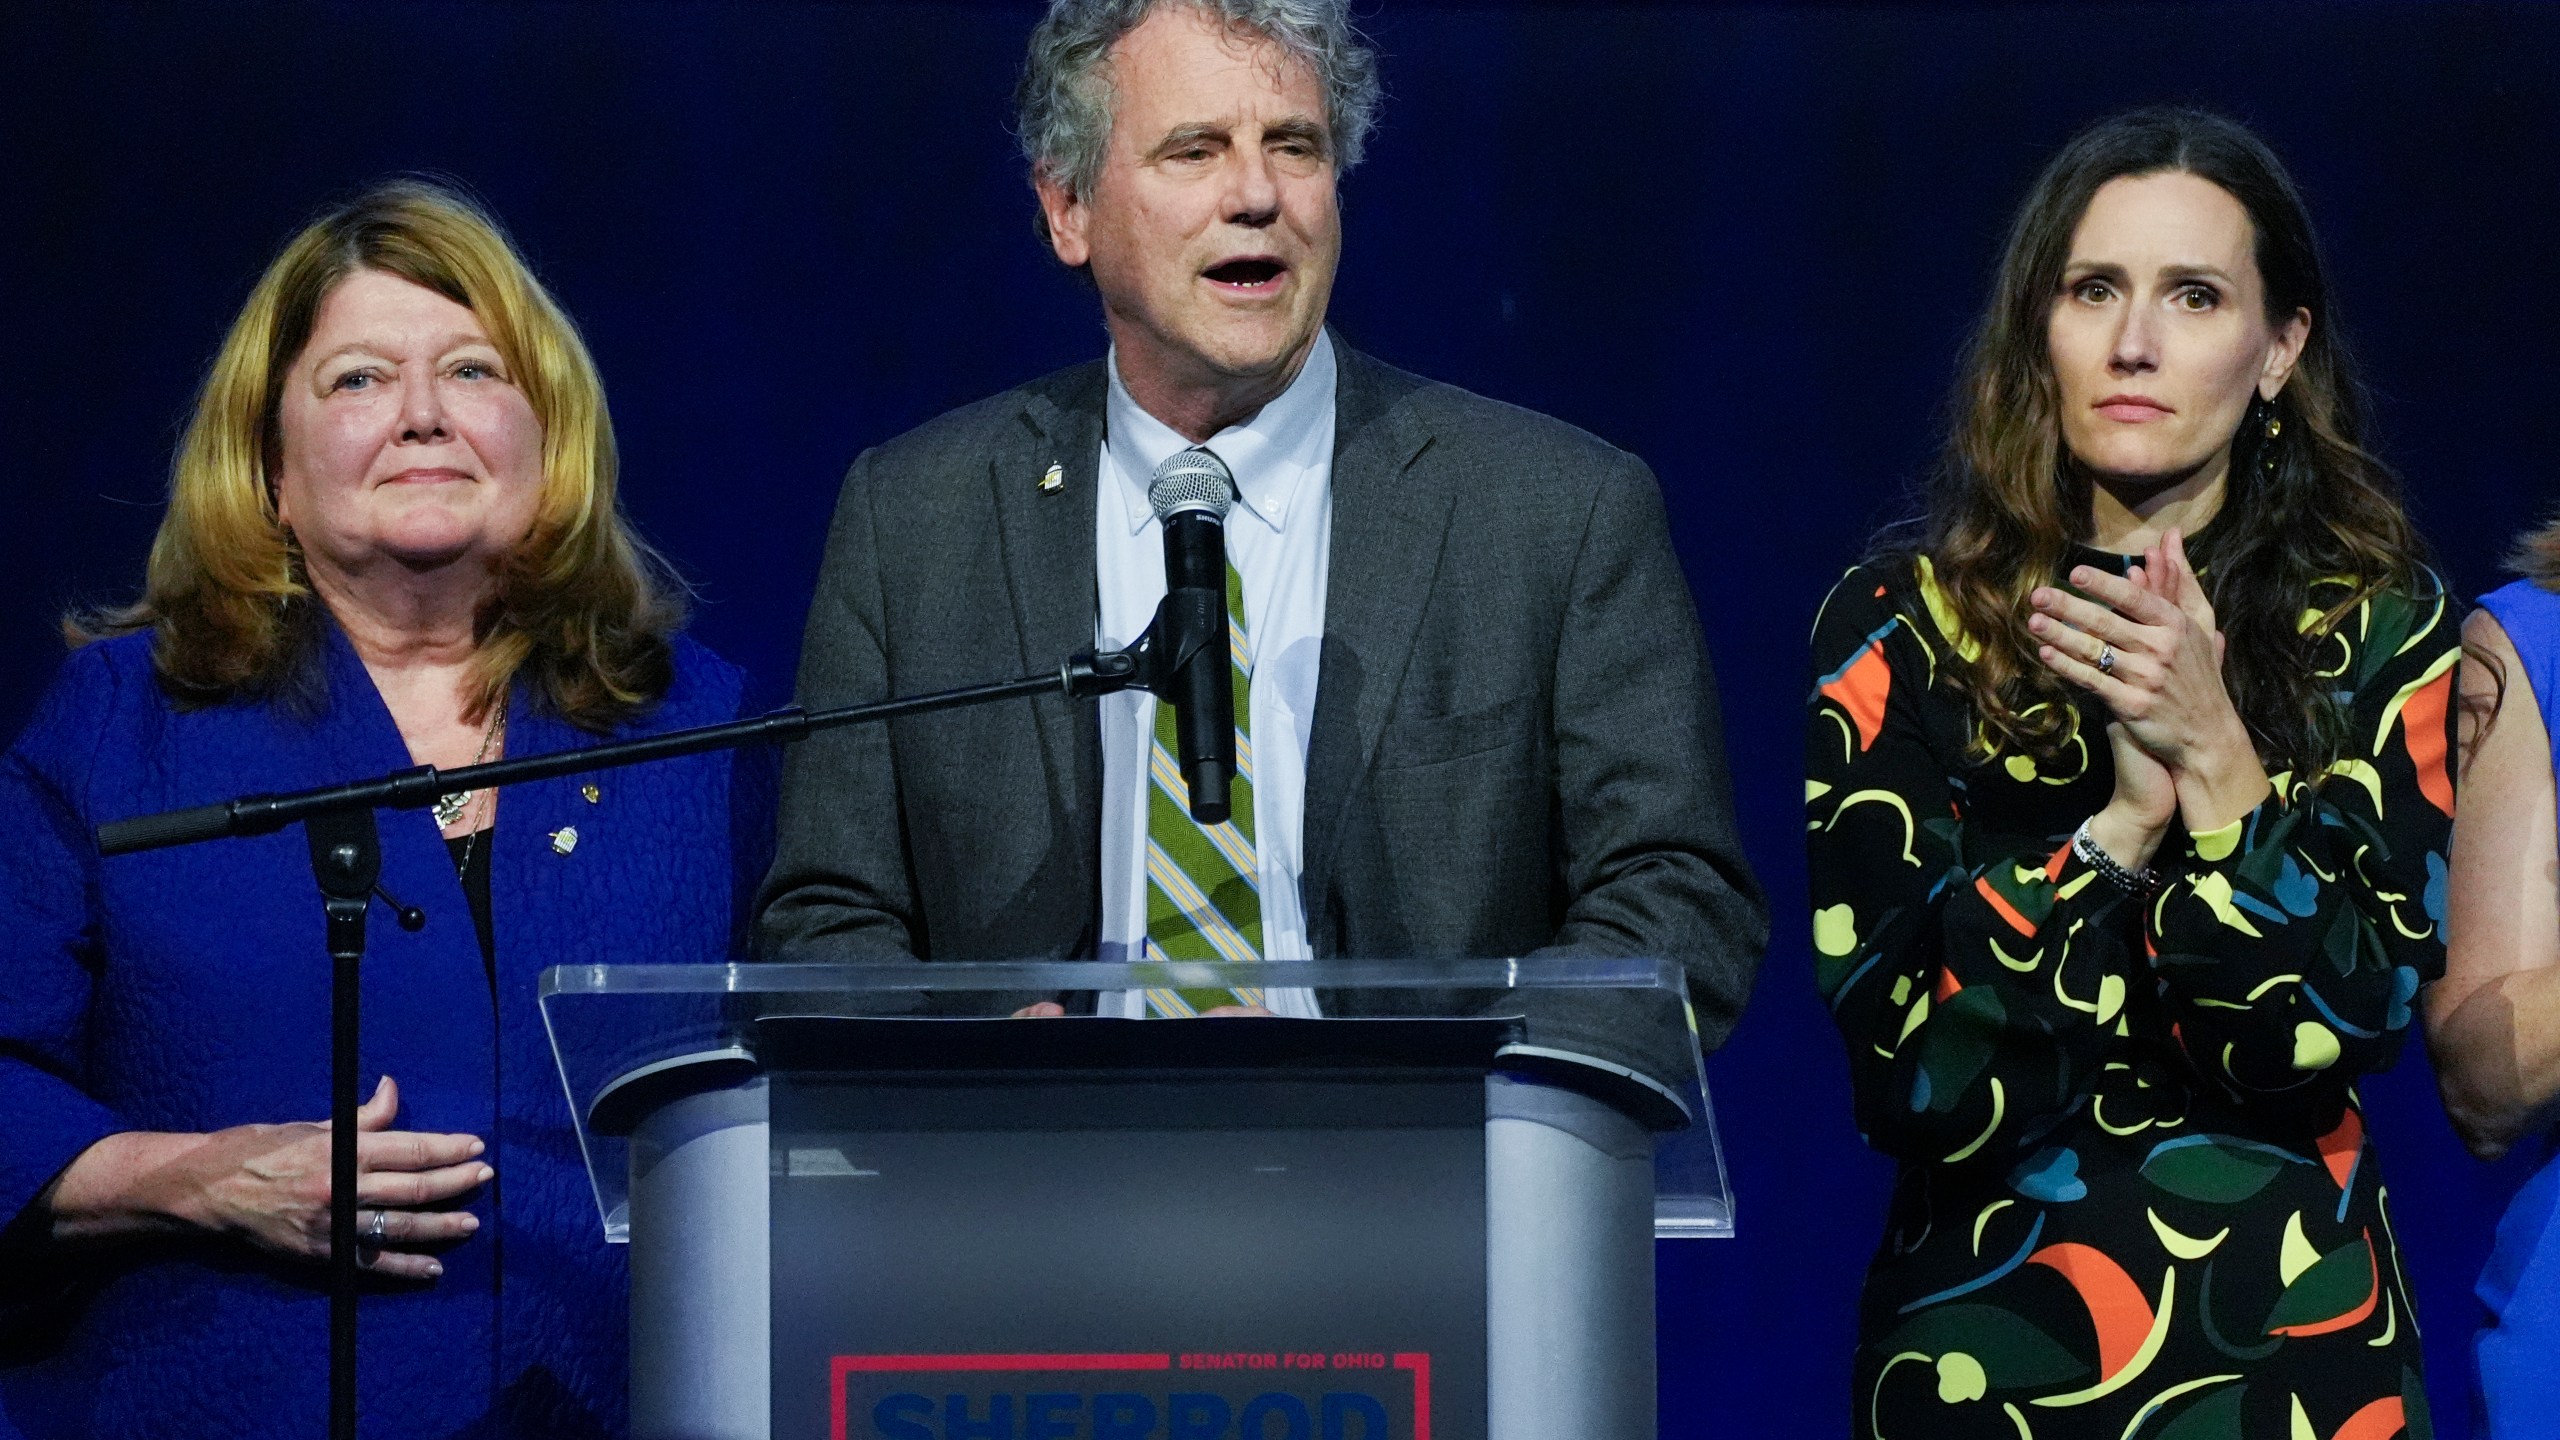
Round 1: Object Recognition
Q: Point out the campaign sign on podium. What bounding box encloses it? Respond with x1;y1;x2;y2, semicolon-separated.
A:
541;958;1732;1440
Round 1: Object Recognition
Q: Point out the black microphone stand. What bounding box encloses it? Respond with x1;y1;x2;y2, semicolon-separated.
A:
91;617;1197;1440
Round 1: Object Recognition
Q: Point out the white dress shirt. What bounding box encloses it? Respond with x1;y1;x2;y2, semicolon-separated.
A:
1093;331;1337;1018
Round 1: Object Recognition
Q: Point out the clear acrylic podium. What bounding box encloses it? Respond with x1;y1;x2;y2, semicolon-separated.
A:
540;958;1730;1440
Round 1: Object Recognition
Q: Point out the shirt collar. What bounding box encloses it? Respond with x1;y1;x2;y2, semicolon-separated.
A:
1104;329;1337;537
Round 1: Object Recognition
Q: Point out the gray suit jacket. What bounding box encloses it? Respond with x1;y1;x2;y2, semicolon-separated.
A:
755;343;1766;1078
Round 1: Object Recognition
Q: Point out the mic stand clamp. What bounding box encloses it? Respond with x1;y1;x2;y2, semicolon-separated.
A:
1061;642;1145;700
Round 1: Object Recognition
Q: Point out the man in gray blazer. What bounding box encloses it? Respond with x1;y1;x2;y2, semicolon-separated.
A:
756;0;1765;1074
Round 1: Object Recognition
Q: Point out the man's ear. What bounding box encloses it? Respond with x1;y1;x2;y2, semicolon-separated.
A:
1035;170;1091;269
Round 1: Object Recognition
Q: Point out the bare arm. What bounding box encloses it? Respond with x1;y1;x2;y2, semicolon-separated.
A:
2428;609;2560;1160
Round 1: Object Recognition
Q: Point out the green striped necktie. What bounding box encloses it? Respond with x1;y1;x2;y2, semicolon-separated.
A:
1143;559;1263;1016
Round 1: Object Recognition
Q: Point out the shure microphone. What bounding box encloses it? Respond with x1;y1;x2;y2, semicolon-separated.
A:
1148;447;1237;824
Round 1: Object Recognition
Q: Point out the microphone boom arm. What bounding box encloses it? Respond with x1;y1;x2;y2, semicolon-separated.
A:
97;638;1158;857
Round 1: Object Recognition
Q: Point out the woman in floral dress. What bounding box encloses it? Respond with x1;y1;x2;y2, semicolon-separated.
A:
1808;109;2456;1439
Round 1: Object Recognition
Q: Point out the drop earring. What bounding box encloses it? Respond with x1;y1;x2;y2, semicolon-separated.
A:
2252;394;2283;481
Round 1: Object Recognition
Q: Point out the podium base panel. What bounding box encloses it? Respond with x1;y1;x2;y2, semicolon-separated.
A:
626;1070;1660;1440
630;1077;770;1440
1486;1072;1658;1440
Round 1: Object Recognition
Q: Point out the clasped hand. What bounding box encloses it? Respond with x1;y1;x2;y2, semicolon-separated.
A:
2027;528;2272;867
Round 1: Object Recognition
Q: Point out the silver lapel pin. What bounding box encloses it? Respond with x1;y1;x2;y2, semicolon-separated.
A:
1038;462;1065;495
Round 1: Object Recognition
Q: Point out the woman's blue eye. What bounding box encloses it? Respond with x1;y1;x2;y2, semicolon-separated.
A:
336;372;373;391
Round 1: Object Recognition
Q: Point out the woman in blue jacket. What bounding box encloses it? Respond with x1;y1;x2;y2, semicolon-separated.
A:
0;180;768;1438
2437;534;2560;1438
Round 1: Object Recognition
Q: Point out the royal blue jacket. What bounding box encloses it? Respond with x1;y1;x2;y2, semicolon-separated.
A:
0;626;770;1438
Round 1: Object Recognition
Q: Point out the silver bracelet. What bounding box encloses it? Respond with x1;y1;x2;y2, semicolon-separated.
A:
2072;818;2164;896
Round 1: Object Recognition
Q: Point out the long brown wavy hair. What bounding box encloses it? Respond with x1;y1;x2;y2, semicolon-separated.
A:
76;179;683;731
1915;108;2426;767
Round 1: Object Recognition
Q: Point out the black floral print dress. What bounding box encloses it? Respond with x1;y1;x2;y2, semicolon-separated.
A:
1806;550;2458;1440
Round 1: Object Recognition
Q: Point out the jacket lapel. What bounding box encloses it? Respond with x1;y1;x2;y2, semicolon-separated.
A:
303;624;494;998
312;624;428;781
1300;345;1442;935
992;363;1107;832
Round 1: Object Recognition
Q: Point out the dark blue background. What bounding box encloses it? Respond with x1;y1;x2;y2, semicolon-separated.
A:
5;2;2555;1433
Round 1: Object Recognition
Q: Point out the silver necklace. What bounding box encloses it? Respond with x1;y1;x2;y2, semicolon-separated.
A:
432;692;507;831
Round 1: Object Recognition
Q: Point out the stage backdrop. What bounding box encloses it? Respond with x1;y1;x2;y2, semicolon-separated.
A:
5;2;2556;1434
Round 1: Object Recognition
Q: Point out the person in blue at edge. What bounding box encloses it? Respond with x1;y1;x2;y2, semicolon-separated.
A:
0;180;770;1438
2437;520;2560;1438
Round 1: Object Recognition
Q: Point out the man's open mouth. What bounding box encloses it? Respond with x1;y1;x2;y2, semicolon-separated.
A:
1204;258;1286;286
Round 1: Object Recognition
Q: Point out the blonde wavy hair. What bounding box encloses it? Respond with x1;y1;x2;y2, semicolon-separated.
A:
79;178;682;731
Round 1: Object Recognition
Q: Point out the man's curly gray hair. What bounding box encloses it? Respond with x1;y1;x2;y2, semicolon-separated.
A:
1016;0;1381;227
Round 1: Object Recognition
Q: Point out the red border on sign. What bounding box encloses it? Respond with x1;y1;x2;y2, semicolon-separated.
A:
1394;1353;1431;1440
828;1350;1432;1440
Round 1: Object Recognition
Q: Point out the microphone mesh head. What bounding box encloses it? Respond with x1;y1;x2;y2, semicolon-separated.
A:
1149;447;1235;522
